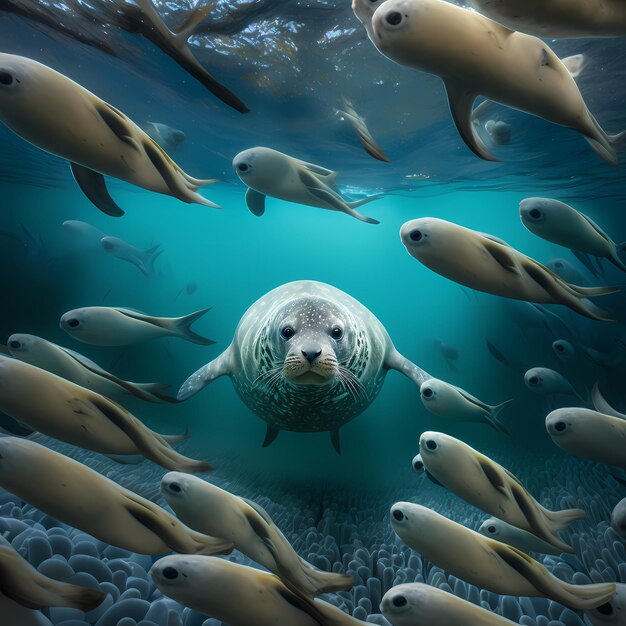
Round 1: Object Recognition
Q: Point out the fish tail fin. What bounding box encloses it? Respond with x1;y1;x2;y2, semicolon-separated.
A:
347;193;384;209
172;307;215;345
300;562;355;595
541;506;587;532
184;190;222;209
486;399;513;435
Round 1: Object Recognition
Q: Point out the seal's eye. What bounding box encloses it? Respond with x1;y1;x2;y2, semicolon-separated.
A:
385;11;403;26
0;72;14;86
409;230;422;242
528;376;539;385
237;163;250;173
596;602;614;616
413;460;423;471
168;482;182;493
392;509;405;522
529;209;542;219
8;341;21;350
281;326;295;340
554;421;567;433
422;387;433;399
67;319;80;328
162;567;179;580
330;327;343;340
555;344;564;352
392;595;408;608
487;525;497;534
425;439;437;451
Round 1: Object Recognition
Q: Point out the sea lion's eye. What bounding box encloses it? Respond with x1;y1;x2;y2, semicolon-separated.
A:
425;439;437;451
281;326;295;339
422;387;433;399
529;209;542;219
392;595;408;608
409;230;422;242
385;11;404;26
9;341;20;349
237;163;250;173
392;509;405;522
596;603;614;616
413;460;423;471
0;72;14;86
487;525;496;534
162;567;179;580
528;376;539;385
554;421;567;433
67;319;80;328
330;327;343;340
556;344;564;352
168;482;182;493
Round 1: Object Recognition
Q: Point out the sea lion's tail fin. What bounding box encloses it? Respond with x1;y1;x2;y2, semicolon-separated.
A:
298;560;355;595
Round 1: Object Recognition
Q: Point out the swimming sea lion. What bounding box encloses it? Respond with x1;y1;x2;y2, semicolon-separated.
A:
161;472;354;596
233;147;382;224
60;306;214;346
150;555;368;626
546;408;626;469
390;502;615;609
177;280;435;453
369;0;624;163
400;217;618;321
0;356;210;472
419;432;584;553
0;437;232;556
467;0;626;39
0;53;221;216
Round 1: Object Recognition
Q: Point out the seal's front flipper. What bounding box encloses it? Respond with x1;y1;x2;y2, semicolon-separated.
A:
444;81;499;162
246;188;266;216
385;348;431;389
70;163;125;217
262;425;280;448
178;350;234;400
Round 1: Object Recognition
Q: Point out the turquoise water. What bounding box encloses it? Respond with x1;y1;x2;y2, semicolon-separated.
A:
0;3;625;626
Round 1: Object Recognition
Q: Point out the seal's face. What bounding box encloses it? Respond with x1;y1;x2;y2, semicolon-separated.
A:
233;147;285;191
381;584;426;622
6;333;33;357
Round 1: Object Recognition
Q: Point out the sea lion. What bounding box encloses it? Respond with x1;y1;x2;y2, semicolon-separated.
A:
478;517;563;556
520;198;626;274
232;147;382;224
101;236;163;277
611;498;626;540
381;583;519;625
150;555;368;626
0;53;221;217
390;502;615;609
369;0;624;164
400;217;618;321
0;437;232;555
586;584;626;625
524;367;587;402
0;536;105;611
467;0;626;39
0;356;210;472
60;306;214;346
546;408;626;469
160;472;354;596
419;378;512;434
419;431;584;553
177;280;435;452
7;333;174;403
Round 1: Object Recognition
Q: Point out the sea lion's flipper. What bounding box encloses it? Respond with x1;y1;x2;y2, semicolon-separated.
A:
245;188;266;216
241;498;274;526
262;425;280;448
178;350;234;400
273;579;327;626
384;348;431;388
592;382;626;419
331;430;341;455
70;163;125;217
444;81;499;162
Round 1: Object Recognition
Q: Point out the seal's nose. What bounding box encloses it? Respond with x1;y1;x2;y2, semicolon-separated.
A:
301;348;322;363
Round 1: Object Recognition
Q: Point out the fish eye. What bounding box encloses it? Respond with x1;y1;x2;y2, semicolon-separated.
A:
425;439;437;451
168;482;182;493
8;341;21;349
554;421;567;433
330;327;343;340
392;509;406;522
413;459;423;471
596;603;614;616
409;229;422;242
422;387;433;398
555;344;564;352
0;71;14;86
487;525;497;534
392;595;408;608
528;376;539;385
529;209;542;219
281;326;295;340
385;11;404;26
237;163;250;173
162;567;179;580
67;319;80;328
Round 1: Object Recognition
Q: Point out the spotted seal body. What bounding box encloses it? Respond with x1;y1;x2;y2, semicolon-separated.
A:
178;281;431;452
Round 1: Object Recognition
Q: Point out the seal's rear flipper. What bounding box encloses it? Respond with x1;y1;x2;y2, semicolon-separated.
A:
444;81;499;162
262;425;280;448
70;163;125;217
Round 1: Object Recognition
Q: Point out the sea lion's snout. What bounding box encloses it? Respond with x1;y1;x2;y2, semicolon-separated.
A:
301;346;322;364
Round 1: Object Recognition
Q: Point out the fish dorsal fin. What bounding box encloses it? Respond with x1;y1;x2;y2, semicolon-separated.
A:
482;238;521;275
115;308;158;325
452;384;490;411
242;498;274;526
57;345;104;372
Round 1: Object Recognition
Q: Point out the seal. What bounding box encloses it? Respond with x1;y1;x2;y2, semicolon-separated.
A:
0;536;106;611
400;218;619;321
467;0;626;39
60;306;214;346
381;583;519;625
478;518;563;556
546;408;626;470
0;53;222;216
7;333;174;403
390;501;616;610
177;280;434;452
160;472;354;596
232;148;382;224
150;555;369;626
0;356;211;472
418;432;585;553
369;0;625;164
0;437;233;556
586;583;626;626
